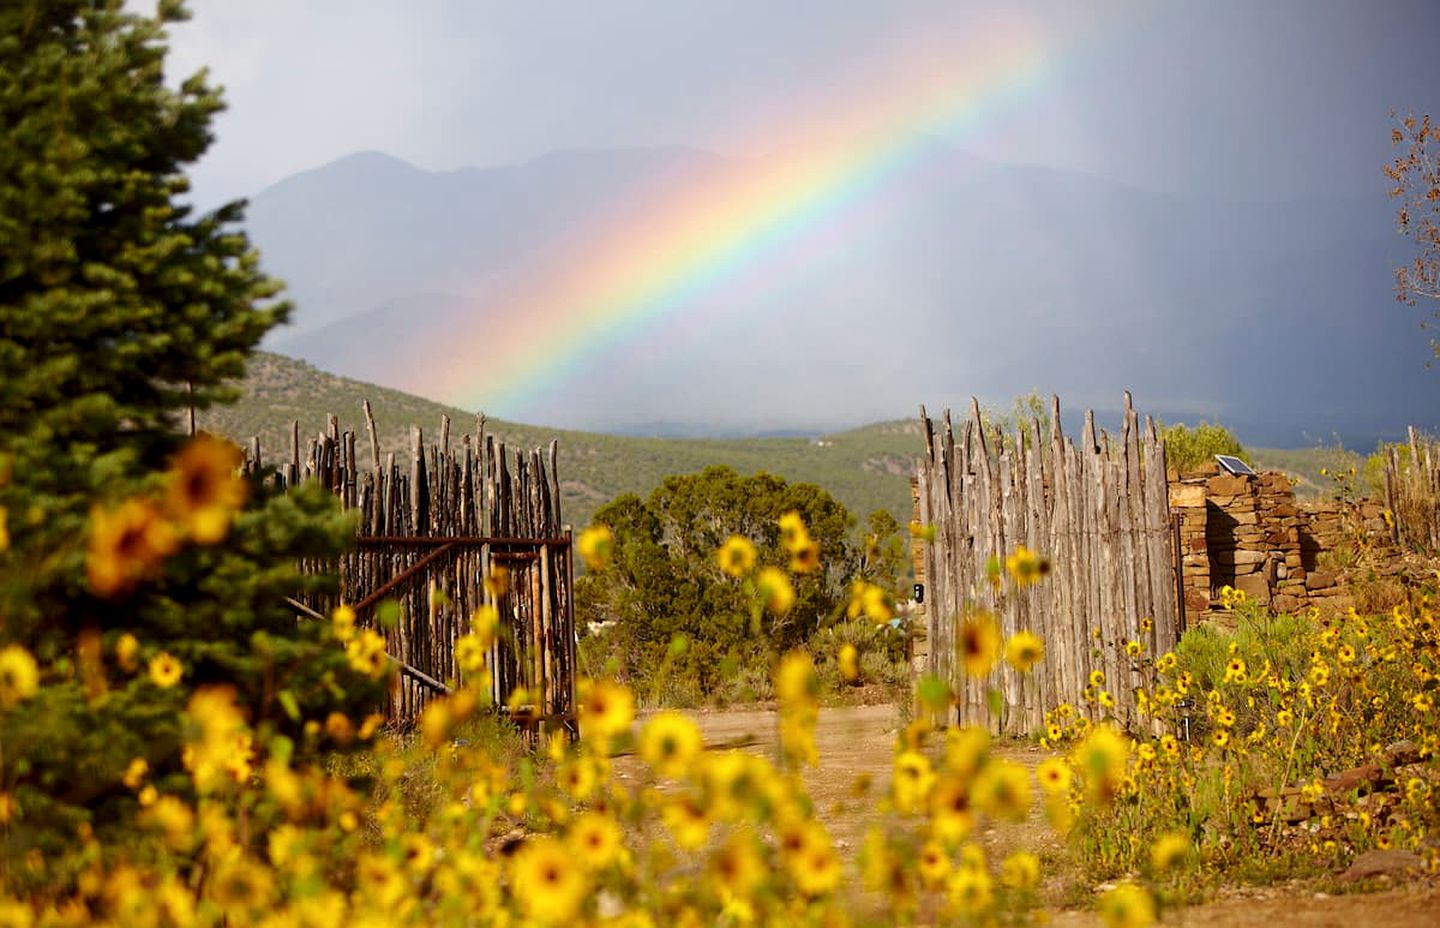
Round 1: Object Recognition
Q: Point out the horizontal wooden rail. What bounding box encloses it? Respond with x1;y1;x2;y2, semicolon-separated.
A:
355;535;573;547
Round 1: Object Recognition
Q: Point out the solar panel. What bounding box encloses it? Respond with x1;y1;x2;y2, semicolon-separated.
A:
1215;454;1256;477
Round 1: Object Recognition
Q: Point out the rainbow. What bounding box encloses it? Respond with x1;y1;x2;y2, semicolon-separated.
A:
414;17;1076;418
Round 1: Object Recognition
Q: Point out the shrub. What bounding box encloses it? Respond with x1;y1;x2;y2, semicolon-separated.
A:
1158;421;1250;475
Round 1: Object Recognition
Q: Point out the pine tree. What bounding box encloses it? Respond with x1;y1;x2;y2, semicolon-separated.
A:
0;1;387;872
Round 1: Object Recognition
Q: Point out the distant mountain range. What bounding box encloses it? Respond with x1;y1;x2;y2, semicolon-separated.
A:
242;144;1439;448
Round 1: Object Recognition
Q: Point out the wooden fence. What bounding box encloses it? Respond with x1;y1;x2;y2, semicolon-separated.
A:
915;393;1179;735
1381;426;1440;552
243;403;575;732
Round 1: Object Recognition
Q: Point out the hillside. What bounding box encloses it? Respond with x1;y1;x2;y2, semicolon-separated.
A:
198;353;919;530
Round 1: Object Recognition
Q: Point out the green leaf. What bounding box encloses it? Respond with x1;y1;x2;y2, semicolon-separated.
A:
277;690;300;722
918;673;951;712
376;600;402;631
986;687;1004;718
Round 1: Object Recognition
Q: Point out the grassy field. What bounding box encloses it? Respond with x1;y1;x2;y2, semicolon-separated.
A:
198;353;921;530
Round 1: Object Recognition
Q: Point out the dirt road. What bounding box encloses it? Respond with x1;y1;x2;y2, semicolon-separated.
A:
630;703;1440;926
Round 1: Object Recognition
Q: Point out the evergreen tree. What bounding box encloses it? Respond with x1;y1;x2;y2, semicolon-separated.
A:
577;466;860;695
0;1;386;873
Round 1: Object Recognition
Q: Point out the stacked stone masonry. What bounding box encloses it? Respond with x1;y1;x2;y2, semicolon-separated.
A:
1169;463;1394;622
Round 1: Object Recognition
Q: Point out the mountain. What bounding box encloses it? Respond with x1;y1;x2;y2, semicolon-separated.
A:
244;144;1439;446
198;353;921;531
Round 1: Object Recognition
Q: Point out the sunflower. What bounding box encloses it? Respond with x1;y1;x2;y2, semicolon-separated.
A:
1035;757;1071;795
757;567;795;616
147;652;183;689
470;604;500;648
206;855;275;915
1097;882;1155;928
111;632;140;673
454;633;488;674
1073;725;1129;804
775;651;817;705
717;535;757;578
87;497;177;597
927;776;974;841
166;434;247;544
945;864;994;916
788;538;821;574
891;750;936;814
1004;631;1045;672
778;511;810;551
567;811;622;870
576;524;614;571
862;584;894;623
837;643;859;682
972;759;1032;822
711;832;766;899
1150;832;1189;873
1004;545;1050;586
781;820;839;897
121;757;148;790
556;757;599;800
959;612;1001;678
512;836;589;924
944;725;990;778
0;645;39;708
639;711;703;778
577;678;634;742
330;605;356;642
345;629;389;679
662;797;711;850
483;565;510;598
917;840;951;889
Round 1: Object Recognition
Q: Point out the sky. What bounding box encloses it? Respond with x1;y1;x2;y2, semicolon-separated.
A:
160;0;1440;209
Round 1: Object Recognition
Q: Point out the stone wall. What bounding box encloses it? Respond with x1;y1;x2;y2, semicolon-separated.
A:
1170;468;1310;618
1170;465;1394;622
1300;498;1395;559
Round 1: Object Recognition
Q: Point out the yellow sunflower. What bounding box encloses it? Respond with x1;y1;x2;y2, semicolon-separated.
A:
512;836;589;924
717;535;758;577
576;524;614;571
87;497;177;597
0;645;39;708
639;710;703;778
166;433;247;544
577;678;634;742
959;612;1001;678
1004;630;1045;672
757;567;795;616
147;652;183;689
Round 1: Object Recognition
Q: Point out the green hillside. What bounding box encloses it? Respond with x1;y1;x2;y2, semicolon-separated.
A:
198;353;920;530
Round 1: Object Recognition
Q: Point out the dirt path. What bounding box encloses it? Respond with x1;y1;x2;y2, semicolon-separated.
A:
626;703;1440;926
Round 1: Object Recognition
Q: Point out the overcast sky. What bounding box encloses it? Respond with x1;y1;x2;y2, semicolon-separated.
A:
161;1;1440;209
